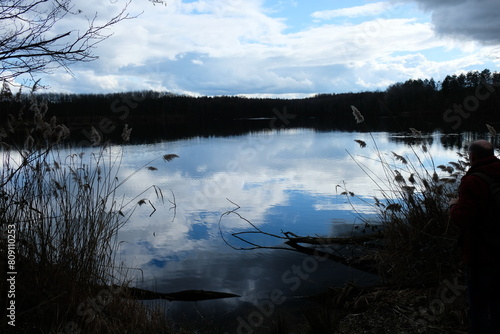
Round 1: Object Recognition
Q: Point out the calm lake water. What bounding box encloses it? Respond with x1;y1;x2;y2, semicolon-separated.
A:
103;129;470;329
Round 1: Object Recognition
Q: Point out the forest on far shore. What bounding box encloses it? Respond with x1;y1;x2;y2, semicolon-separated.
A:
2;69;500;145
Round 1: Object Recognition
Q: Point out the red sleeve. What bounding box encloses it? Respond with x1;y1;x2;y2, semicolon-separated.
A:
450;175;488;229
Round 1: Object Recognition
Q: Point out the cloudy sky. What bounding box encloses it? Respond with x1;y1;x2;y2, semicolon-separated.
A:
35;0;500;97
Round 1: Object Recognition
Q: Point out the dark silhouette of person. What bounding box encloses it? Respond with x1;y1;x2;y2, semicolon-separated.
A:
449;139;500;334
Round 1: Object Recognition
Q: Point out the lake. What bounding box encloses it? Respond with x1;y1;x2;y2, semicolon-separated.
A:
106;129;473;330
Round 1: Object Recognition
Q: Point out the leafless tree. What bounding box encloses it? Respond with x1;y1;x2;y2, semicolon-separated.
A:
0;0;137;83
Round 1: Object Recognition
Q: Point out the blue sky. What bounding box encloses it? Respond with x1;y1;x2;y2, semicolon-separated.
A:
29;0;500;97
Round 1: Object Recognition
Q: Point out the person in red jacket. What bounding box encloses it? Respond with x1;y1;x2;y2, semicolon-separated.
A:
449;139;500;334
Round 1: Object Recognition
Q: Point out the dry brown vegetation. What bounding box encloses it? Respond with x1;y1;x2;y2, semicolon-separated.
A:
0;88;179;333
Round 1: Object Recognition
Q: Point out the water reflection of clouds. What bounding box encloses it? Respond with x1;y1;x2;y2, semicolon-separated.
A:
0;130;474;319
112;130;460;286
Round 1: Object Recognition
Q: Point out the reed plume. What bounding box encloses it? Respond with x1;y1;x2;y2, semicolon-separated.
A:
351;105;365;124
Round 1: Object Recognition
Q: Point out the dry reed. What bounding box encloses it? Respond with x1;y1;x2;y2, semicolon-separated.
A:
346;119;465;285
0;88;177;333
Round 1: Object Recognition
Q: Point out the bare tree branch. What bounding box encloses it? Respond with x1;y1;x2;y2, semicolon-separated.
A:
0;0;137;83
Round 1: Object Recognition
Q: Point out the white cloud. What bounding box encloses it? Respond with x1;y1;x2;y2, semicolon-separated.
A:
311;2;390;20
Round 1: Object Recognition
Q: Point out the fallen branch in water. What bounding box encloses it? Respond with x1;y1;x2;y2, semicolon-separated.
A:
284;234;384;246
218;199;382;274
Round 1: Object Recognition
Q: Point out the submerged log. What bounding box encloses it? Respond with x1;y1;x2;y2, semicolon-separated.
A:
113;285;240;301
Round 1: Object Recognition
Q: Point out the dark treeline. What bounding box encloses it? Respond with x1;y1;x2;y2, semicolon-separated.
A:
2;69;500;144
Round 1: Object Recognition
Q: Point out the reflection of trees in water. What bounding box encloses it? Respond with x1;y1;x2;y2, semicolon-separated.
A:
438;133;500;151
385;131;500;152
